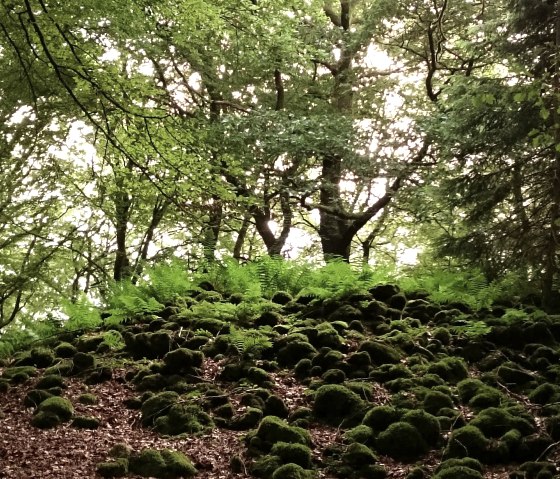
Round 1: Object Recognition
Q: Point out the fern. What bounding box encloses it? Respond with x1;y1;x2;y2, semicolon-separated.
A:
141;260;193;303
105;279;163;325
62;294;102;330
449;320;492;338
102;330;125;350
227;326;272;360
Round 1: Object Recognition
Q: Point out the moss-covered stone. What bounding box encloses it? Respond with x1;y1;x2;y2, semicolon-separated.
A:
71;415;100;429
141;391;179;426
2;365;37;383
401;409;441;446
160;449;197;477
277;341;317;367
271;463;313;479
78;393;98;404
36;396;73;421
313;384;366;427
528;383;560;405
294;358;313;379
272;291;293;305
129;449;167;477
252;455;283;477
496;363;535;386
35;374;65;390
96;458;128;478
270;442;312;468
470;407;534;437
343;425;375;445
264;395;289;419
255;416;312;450
444;425;489;460
432;466;483;479
162;348;204;374
427;357;468;383
154;402;214;435
31;411;64;428
342;442;377;466
517;461;557;479
44;360;73;376
362;405;401;432
358;341;401;365
421;390;454;415
229;407;263;431
24;389;54;408
376;421;428;460
54;342;77;358
72;352;96;371
321;368;346;384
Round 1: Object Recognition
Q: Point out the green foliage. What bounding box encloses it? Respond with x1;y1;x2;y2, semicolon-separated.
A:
142;260;193;304
105;280;163;325
227;326;272;360
102;330;125;350
62;294;102;330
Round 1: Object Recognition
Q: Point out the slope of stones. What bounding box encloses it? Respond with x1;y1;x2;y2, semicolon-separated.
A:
1;283;560;479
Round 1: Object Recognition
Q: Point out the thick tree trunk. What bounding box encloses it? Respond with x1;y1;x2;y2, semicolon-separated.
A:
202;197;223;263
113;161;133;281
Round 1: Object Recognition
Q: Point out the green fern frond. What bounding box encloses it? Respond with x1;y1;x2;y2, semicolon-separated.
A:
227;326;272;360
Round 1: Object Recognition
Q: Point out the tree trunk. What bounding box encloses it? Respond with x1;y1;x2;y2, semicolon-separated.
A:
113;161;133;281
202;197;223;263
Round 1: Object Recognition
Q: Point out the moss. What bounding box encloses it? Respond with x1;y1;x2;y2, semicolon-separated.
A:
161;449;197;477
342;442;377;466
401;409;441;446
468;391;503;410
24;389;54;408
264;395;289;419
248;367;271;385
545;415;560;440
376;421;428;461
141;391;179;426
214;403;235;419
229;407;263;431
162;348;204;373
518;461;557;479
252;455;283;477
16;347;55;368
277;341;317;367
78;393;98;404
155;403;214;435
444;426;489;460
2;365;37;382
329;304;363;323
496;363;535;386
35;374;65;390
44;360;73;376
270;442;312;468
109;443;133;458
426;357;468;383
344;381;374;401
96;459;129;478
312;384;366;427
37;396;73;421
72;352;96;371
255;416;312;449
31;411;63;429
129;449;167;477
470;407;534;437
272;291;293;305
271;463;312;479
294;358;313;379
358;341;401;365
362;406;401;432
347;351;372;369
71;415;101;429
457;379;487;402
343;425;375;445
432;466;483;479
321;368;346;384
528;383;560;405
433;328;452;345
422;390;454;415
438;458;483;473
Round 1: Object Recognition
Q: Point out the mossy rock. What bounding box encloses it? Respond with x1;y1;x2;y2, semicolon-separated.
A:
369;284;400;302
264;395;289;419
128;448;197;478
162;348;204;374
277;341;317;367
468;391;503;411
271;463;313;479
72;352;96;372
78;393;98;404
36;396;73;421
426;357;468;384
496;363;535;386
24;389;54;408
141;391;179;426
528;383;560;405
255;416;312;450
322;368;346;384
97;458;129;478
53;342;78;358
294;358;313;379
272;291;293;305
518;461;557;479
44;360;73;376
2;365;38;383
376;421;428;461
329;304;363;323
72;415;101;429
313;384;366;427
457;378;486;402
401;409;441;446
342;442;377;466
31;411;64;429
35;374;66;390
422;390;454;415
470;407;534;437
124;331;173;359
15;347;55;368
362;406;401;432
343;425;375;445
270;442;312;468
154;402;214;435
229;407;263;431
444;425;489;461
248;367;271;386
191;317;230;334
252;455;283;477
432;465;483;479
358;341;401;365
344;381;374;401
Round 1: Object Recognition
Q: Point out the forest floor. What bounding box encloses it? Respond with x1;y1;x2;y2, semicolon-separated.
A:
1;286;560;479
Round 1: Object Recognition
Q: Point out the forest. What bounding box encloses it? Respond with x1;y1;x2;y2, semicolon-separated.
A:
1;0;560;478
